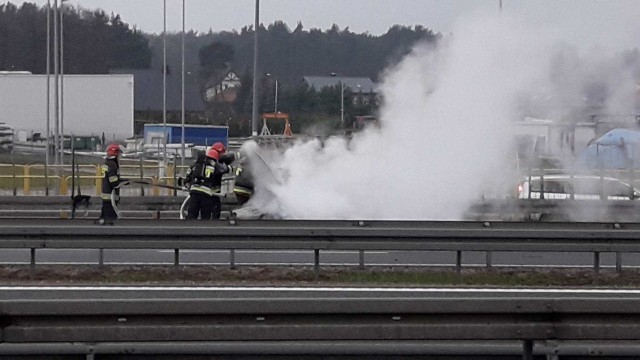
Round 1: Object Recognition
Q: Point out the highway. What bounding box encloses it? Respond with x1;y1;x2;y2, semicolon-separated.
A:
0;217;638;357
0;286;639;359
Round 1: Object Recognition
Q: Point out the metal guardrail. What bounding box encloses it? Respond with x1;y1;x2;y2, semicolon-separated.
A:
1;287;640;358
2;219;640;276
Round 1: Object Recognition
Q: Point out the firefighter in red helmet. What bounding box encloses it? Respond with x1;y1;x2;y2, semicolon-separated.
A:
182;148;224;220
97;143;128;225
211;142;226;155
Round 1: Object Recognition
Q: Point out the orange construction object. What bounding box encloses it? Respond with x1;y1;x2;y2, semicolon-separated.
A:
261;112;293;137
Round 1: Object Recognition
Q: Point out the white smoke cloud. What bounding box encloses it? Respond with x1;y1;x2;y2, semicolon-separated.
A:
246;3;640;220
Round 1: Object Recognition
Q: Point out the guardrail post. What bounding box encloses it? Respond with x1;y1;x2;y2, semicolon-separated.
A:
358;250;365;270
456;250;462;274
98;249;104;268
486;251;492;270
616;252;622;273
230;249;236;269
522;339;533;360
174;249;180;267
314;249;320;273
594;252;600;284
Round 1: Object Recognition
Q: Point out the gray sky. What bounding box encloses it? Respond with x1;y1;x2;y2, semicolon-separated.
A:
16;0;640;40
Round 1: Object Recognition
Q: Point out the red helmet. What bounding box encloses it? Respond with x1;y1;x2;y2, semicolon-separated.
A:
106;143;122;157
211;142;226;154
206;148;220;160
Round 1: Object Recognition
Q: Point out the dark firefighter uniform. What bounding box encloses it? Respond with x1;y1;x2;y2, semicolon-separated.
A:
183;151;224;220
232;157;254;205
211;160;230;219
98;146;126;224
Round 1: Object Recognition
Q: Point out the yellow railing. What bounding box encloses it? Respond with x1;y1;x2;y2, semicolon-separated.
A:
0;163;192;196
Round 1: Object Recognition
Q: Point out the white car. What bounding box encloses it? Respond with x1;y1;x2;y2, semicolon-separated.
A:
516;174;640;200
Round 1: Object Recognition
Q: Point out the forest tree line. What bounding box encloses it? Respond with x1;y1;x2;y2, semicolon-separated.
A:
0;2;440;135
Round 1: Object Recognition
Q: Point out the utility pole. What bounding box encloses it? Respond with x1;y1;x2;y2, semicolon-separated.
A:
162;0;167;161
331;72;345;130
59;1;65;165
181;0;186;166
45;0;50;168
251;0;260;139
340;80;344;129
53;0;59;165
45;0;50;193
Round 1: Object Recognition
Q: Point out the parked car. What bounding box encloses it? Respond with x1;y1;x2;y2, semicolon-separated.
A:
516;174;640;200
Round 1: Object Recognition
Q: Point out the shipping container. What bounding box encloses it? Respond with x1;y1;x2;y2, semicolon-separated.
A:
143;124;228;147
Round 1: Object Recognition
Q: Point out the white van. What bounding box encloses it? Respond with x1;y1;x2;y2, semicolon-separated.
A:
516;174;640;200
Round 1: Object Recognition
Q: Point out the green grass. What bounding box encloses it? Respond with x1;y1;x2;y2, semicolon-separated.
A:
3;265;640;287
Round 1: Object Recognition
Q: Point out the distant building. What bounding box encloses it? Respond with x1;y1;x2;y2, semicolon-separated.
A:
205;71;241;103
0;73;134;141
109;68;206;133
303;75;378;106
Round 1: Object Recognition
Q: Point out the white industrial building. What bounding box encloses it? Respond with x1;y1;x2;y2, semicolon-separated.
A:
0;73;134;142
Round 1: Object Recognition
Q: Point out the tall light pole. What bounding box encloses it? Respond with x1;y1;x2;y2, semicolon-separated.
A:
45;0;50;169
45;0;50;193
340;81;344;128
266;73;278;113
53;0;59;165
59;0;66;164
331;72;344;129
251;0;260;139
274;79;278;114
180;0;185;165
162;0;167;160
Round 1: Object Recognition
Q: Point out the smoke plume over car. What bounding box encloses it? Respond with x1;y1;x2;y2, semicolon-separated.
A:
247;2;640;220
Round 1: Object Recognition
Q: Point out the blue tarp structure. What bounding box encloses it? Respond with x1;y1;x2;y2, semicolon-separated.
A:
576;128;640;169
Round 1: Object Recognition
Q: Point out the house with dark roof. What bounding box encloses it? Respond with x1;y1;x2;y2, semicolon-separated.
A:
204;71;242;103
303;75;378;106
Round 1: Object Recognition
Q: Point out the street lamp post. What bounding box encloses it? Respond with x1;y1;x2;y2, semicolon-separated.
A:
45;0;50;168
331;72;345;129
45;0;50;193
59;0;66;164
53;0;59;165
266;73;278;113
180;0;185;166
162;0;167;161
340;80;344;128
251;0;260;139
274;79;278;113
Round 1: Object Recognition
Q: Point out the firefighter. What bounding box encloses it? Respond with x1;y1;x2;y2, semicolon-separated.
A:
183;148;221;220
210;143;232;219
210;142;254;207
232;154;254;205
97;143;127;225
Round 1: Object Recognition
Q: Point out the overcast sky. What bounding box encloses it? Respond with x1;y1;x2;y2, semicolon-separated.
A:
14;0;640;42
